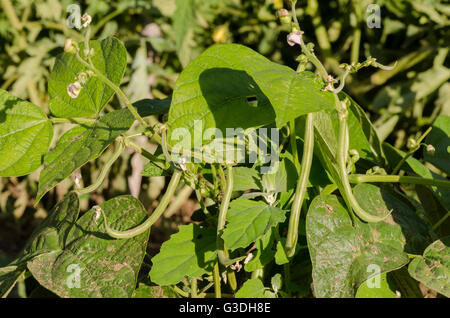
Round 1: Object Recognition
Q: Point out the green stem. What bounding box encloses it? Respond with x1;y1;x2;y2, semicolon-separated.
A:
99;170;182;239
391;127;432;174
74;52;148;128
285;113;314;257
76;139;124;195
348;174;450;189
290;0;328;81
173;286;189;298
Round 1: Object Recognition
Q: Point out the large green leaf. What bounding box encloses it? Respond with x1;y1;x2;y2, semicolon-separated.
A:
408;236;450;297
48;37;127;118
222;198;286;250
27;195;150;298
424;115;450;175
167;44;334;151
306;194;409;298
0;89;53;177
36;108;134;202
0;193;80;297
149;224;217;286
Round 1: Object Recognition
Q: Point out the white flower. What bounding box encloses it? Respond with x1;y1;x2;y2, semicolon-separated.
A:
81;13;92;28
67;81;82;98
287;31;304;46
177;157;187;171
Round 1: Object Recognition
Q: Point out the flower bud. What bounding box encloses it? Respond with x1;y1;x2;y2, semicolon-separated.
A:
407;137;418;149
426;144;435;155
277;9;291;24
64;38;76;53
77;72;89;85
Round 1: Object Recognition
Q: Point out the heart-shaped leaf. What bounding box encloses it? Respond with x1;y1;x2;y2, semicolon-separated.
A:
0;89;53;177
167;44;334;151
222;198;286;250
149;224;217;286
306;194;409;298
27;195;150;298
48;37;127;118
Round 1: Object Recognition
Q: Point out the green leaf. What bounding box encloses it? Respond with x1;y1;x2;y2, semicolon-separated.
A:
274;239;290;265
141;161;166;177
408;236;450;297
149;224;217;286
222;199;286;250
0;193;79;297
261;157;298;193
244;229;275;272
36;108;134;202
173;0;197;67
48;37;127;118
424;115;450;175
18;192;80;263
0;266;24;298
134;97;171;117
27;195;150;298
167;44;334;151
306;195;409;298
354;184;434;254
355;273;398;298
132;282;180;298
0;89;53;177
235;278;275;298
233;167;261;191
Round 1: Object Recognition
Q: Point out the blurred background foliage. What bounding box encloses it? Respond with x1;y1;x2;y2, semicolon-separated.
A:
0;0;449;294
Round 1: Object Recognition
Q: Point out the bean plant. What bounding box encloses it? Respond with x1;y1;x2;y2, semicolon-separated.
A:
0;1;449;298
